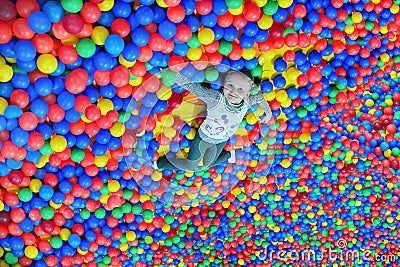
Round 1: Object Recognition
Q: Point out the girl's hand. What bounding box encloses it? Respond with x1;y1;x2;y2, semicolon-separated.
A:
261;113;272;124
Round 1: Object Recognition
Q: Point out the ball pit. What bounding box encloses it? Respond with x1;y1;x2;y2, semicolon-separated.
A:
0;0;400;266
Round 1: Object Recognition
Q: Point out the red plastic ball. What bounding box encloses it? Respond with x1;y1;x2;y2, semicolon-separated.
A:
167;5;185;23
111;18;130;38
130;61;147;77
80;2;101;23
62;13;85;34
0;21;13;44
10;89;29;108
12;18;35;40
292;4;307;18
149;33;166;52
19;112;38;131
8;170;24;185
175;24;192;42
110;65;130;87
51;22;71;40
140;116;156;131
142;75;161;92
16;0;39;18
164;0;181;6
58;45;78;64
32;34;54;54
243;2;261;21
65;68;89;94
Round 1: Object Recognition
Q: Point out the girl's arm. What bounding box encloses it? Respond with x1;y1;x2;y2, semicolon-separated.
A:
249;93;272;123
175;72;220;104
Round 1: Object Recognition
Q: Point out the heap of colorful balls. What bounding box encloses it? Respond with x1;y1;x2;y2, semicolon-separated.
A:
0;0;400;266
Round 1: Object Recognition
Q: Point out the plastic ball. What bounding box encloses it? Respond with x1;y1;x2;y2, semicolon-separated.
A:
62;13;84;34
19;112;38;131
198;28;215;45
76;38;96;58
105;34;125;56
65;68;89;94
13;40;36;62
43;1;64;23
37;54;57;74
167;5;185;23
27;11;51;34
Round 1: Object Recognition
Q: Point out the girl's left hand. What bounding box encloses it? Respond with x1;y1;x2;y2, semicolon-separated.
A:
261;114;272;124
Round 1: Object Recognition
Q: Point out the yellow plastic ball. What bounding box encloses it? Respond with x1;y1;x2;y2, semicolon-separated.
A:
187;47;202;61
281;99;292;108
130;77;143;86
94;155;108;167
385;99;393;106
246;113;258;124
198;28;214;45
97;99;114;115
187;128;196;140
151;172;162;182
110;122;125;137
352;12;363;23
380;53;390;63
25;246;38;259
161;115;175;128
242;48;256;60
164;128;176;139
35;155;49;168
390;4;399;14
277;0;293;8
229;5;243;15
60;228;71;241
29;179;42;193
119;55;135;68
0;97;8;115
156;0;168;8
281;159;291;168
0;65;13;82
37;54;57;74
344;25;355;35
98;0;114;11
91;26;109;45
157;85;172;100
50;135;67;153
108;180;120;193
126;231;136;241
365;99;374;107
5;57;16;64
276;90;288;103
253;0;267;7
61;34;79;46
257;15;273;30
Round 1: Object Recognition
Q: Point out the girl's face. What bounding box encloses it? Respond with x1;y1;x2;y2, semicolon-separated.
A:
223;72;252;104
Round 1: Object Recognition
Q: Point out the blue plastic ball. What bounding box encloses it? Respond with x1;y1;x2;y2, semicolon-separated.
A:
135;6;154;25
13;40;36;61
43;1;64;23
28;11;51;34
104;34;125;56
34;77;53;97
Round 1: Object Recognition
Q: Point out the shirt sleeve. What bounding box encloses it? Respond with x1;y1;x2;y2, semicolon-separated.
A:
175;72;220;105
249;93;272;120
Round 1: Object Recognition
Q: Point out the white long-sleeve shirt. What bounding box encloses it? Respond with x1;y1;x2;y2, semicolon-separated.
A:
175;73;272;144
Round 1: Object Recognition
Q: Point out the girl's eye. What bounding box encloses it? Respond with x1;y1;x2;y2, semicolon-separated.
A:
238;87;244;91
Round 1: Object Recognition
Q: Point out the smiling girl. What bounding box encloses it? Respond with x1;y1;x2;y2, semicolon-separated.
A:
153;69;272;171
